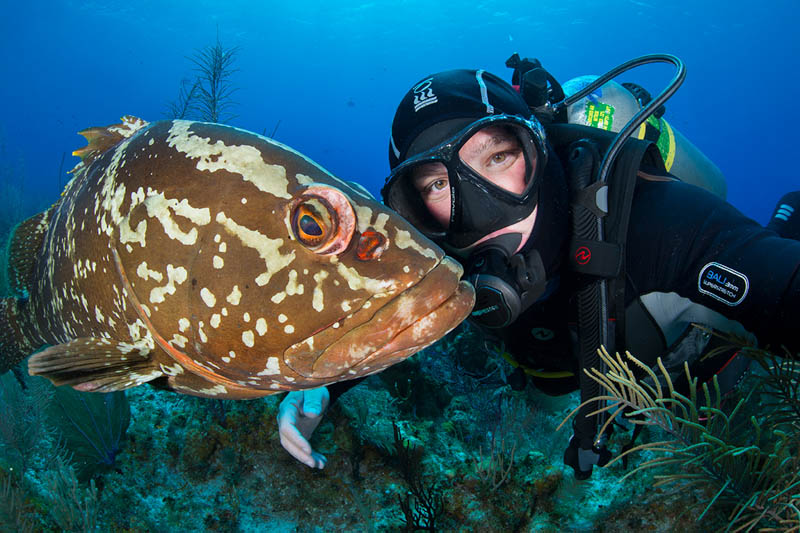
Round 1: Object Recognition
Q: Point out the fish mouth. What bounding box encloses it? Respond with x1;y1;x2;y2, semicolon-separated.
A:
284;256;475;379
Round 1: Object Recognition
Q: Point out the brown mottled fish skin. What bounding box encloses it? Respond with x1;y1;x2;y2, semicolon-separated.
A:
2;117;474;399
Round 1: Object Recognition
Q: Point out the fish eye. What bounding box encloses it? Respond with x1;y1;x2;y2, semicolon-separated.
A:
290;186;356;255
292;199;332;247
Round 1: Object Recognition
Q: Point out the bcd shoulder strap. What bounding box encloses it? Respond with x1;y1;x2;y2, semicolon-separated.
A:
545;123;665;323
544;122;666;456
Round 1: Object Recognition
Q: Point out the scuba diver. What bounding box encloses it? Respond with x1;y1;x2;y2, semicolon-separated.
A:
277;55;800;479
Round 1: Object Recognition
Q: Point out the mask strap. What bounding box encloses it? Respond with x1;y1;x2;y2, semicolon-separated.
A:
475;70;495;113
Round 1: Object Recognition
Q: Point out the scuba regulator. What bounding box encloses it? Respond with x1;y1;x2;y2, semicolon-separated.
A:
505;53;566;124
464;234;548;329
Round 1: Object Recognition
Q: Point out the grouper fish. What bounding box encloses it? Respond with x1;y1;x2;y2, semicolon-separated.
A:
0;116;475;399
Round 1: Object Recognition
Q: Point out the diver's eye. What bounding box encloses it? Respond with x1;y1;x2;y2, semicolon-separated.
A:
289;186;356;255
429;179;448;192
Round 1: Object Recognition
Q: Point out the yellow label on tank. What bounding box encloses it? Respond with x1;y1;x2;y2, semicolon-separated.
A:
656;118;676;171
638;116;677;171
584;102;615;131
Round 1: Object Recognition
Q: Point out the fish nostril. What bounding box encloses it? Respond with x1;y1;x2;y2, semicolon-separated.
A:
356;230;387;261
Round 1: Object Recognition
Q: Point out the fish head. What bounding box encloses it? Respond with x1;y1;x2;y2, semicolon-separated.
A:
112;120;474;396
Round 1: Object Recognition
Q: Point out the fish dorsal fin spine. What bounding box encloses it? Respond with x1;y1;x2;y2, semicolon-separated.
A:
7;207;54;298
71;115;149;171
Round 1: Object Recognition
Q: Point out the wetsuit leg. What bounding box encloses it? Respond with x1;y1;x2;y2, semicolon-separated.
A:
767;191;800;240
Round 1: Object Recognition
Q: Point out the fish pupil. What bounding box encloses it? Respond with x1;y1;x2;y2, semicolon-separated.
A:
299;214;323;236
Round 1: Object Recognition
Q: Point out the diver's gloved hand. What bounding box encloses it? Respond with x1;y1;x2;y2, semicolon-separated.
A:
277;387;330;469
563;435;612;480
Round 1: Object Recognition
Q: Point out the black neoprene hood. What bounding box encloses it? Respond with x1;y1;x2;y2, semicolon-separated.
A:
387;69;534;170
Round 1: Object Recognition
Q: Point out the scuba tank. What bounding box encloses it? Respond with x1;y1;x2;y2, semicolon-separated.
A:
505;54;727;199
562;76;727;199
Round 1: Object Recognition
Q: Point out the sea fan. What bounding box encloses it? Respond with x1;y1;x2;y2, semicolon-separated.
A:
190;37;239;123
46;385;131;481
561;346;800;532
166;35;239;124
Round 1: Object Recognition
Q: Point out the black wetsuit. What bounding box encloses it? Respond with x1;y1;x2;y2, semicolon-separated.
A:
500;178;800;396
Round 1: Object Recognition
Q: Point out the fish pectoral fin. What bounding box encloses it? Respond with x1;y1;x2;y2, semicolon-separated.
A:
27;337;161;393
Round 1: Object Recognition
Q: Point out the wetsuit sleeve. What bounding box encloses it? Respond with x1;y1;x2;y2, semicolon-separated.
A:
327;377;366;404
626;180;800;354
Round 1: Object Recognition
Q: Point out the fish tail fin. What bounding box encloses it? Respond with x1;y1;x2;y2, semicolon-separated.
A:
1;208;54;375
0;298;29;375
6;207;53;298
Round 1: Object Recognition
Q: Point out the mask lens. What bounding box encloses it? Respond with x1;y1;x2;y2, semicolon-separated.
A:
383;115;546;244
384;156;451;235
457;123;538;196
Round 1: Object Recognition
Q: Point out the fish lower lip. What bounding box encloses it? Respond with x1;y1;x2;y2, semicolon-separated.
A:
352;279;475;371
293;256;475;379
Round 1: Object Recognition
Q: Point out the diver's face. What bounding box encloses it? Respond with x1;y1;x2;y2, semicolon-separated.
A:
411;125;532;230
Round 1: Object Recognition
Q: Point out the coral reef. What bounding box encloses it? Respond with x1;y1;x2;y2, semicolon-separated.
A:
2;313;798;531
392;422;445;531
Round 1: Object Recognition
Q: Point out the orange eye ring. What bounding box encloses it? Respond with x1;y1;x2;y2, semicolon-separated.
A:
289;186;356;255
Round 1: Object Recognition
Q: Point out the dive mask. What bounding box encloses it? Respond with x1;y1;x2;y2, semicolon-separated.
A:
382;114;548;250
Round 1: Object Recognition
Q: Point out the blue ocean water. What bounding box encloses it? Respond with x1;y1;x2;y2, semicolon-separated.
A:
1;0;797;223
1;2;798;531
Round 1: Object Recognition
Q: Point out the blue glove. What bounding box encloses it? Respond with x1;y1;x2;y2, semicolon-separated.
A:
277;387;330;469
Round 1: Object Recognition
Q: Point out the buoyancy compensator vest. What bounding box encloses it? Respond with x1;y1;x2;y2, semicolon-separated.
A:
552;121;665;479
500;54;752;479
502;54;690;478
